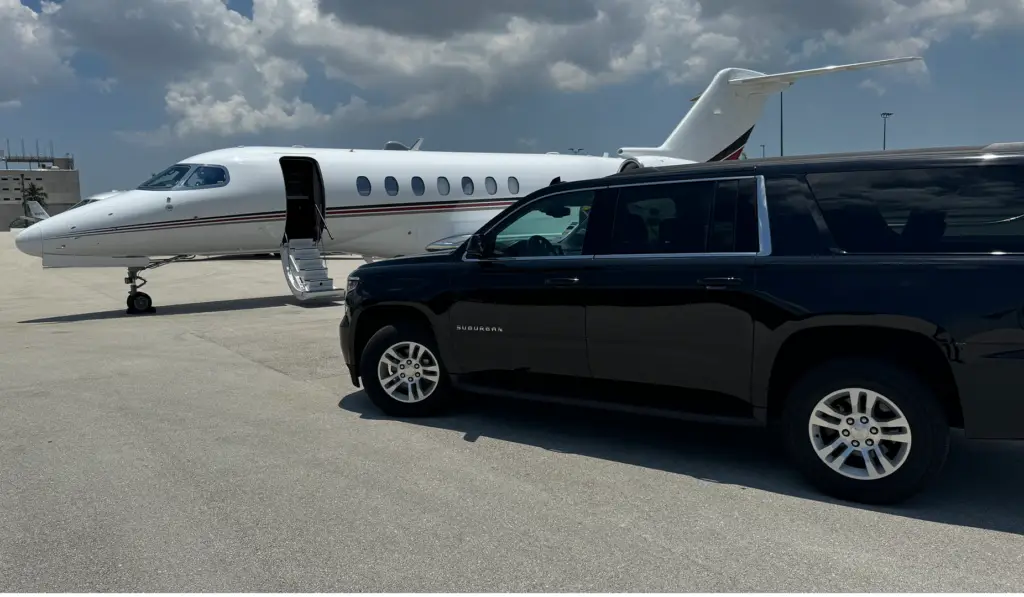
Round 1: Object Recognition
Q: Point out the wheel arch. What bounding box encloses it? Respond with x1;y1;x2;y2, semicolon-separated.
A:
351;302;449;375
754;316;964;428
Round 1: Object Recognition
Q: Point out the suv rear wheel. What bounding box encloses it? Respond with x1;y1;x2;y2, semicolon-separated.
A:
359;321;455;417
781;358;950;505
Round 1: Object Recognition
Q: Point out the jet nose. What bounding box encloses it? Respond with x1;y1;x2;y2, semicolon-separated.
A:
14;224;43;257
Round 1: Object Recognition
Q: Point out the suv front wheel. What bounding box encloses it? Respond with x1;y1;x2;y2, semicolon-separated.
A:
781;358;950;505
359;321;455;417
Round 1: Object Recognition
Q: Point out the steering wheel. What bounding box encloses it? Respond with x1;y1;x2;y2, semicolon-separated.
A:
526;235;557;256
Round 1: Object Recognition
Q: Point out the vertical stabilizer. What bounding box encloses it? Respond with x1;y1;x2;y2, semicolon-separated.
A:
24;201;50;220
617;56;922;163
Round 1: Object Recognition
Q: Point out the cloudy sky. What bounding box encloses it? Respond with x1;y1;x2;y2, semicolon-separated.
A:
2;0;1023;196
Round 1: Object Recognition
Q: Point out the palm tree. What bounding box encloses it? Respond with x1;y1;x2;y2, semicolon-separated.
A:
21;183;48;217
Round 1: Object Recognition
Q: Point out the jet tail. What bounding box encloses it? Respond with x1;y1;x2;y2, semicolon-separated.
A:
383;137;425;151
24;200;50;220
617;56;922;163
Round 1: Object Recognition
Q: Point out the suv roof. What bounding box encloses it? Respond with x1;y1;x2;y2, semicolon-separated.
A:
598;141;1024;186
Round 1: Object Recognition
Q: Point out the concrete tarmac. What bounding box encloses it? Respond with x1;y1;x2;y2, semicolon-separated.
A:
1;231;1022;591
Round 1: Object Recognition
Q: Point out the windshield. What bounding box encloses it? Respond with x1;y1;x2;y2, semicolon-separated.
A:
67;199;97;211
138;164;193;190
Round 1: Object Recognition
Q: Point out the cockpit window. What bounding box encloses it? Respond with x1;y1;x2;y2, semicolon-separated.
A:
138;164;193;190
182;165;229;188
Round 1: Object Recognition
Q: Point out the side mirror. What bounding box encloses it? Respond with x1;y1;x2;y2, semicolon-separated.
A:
464;234;486;259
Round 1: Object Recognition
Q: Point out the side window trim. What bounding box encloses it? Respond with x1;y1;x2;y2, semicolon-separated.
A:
594;174;771;259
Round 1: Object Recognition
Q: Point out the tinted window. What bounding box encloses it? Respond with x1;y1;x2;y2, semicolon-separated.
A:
607;181;714;254
508;176;520;194
411;176;425;196
384;176;399;196
356;176;371;196
485;176;498;195
486;191;596;258
462;176;475;195
808;165;1024;253
182;165;228;188
765;176;828;255
708;178;759;253
437;176;450;196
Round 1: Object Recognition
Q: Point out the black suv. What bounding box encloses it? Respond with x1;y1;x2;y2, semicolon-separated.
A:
340;142;1024;505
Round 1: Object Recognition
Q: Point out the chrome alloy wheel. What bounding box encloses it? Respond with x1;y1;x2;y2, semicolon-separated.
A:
807;387;913;480
376;341;441;403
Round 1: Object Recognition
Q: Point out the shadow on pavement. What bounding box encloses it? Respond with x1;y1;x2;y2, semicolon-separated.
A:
339;389;1024;536
19;295;342;324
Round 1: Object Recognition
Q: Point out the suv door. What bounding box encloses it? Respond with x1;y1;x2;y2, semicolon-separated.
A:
448;187;614;383
585;175;764;406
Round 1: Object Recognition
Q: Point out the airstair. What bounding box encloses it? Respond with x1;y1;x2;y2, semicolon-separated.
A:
280;237;346;302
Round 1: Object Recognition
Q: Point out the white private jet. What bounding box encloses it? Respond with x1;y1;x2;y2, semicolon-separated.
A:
14;56;920;314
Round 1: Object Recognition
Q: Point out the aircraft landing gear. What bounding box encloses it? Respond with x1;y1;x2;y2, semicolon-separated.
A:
125;267;155;315
122;255;195;315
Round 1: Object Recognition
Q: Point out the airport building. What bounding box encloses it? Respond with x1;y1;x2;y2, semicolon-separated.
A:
1;146;82;231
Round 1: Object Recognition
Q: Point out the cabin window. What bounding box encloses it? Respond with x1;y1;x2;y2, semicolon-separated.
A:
437;177;450;196
138;164;193;190
462;176;475;196
484;176;497;195
411;176;425;196
356;176;372;196
384;176;399;196
508;176;520;195
182;165;229;189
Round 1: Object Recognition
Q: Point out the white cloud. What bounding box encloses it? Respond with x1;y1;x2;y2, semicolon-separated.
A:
3;0;1023;142
0;0;74;104
859;78;887;96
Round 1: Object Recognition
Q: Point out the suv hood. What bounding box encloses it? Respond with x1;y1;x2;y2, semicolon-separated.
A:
355;251;456;272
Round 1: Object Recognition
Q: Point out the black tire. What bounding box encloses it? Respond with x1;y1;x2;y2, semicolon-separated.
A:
127;292;153;313
781;358;950;505
358;321;454;417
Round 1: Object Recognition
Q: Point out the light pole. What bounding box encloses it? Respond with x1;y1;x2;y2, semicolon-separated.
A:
881;112;893;150
779;92;784;156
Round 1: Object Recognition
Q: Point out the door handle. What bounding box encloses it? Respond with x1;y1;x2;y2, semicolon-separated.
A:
698;276;742;289
545;277;580;286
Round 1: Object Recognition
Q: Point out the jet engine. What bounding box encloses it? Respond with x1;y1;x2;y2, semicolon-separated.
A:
616;155;696;173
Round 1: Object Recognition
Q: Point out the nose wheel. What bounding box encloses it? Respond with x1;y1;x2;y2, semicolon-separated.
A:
118;256;195;315
125;266;156;315
127;291;153;314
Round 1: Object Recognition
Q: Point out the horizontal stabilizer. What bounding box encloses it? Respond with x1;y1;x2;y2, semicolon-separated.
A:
729;56;922;89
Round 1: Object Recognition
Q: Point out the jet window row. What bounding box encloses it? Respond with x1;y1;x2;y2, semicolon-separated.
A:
355;175;521;198
137;164;230;191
